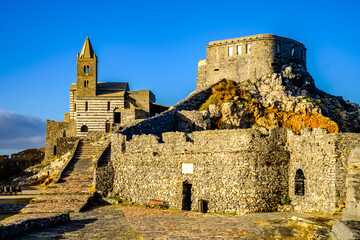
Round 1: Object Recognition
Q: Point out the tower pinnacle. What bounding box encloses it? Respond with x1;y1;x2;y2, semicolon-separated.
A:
79;37;95;58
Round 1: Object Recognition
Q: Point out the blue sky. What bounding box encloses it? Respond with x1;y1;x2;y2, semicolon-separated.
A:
0;0;360;154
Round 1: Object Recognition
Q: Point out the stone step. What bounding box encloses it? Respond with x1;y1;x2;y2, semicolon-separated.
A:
20;202;87;213
31;194;91;203
61;174;93;180
48;181;92;188
42;187;93;195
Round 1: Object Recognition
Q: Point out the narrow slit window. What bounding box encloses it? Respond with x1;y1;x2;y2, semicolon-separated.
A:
85;101;88;111
246;44;251;54
86;65;89;73
291;47;295;56
107;101;111;111
277;44;281;53
228;46;233;56
83;65;86;73
237;46;242;55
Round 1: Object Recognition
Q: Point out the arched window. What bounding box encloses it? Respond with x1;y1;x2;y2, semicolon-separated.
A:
295;169;305;196
86;65;89;73
81;125;88;132
107;101;111;111
85;101;88;111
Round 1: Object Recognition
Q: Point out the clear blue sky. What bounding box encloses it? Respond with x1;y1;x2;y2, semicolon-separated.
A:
1;0;360;154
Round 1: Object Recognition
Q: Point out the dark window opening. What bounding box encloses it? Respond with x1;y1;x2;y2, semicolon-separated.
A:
74;103;76;112
84;80;89;88
107;101;111;111
63;131;66;137
83;65;86;73
105;121;111;133
214;69;219;71
85;101;88;111
114;108;121;124
295;169;305;196
277;43;281;53
182;182;192;211
53;145;57;155
81;125;88;132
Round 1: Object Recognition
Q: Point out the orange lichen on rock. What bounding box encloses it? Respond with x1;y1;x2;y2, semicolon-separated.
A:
199;80;339;134
263;107;339;134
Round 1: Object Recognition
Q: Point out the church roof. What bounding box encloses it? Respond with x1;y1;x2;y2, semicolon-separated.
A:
97;82;130;96
79;37;95;58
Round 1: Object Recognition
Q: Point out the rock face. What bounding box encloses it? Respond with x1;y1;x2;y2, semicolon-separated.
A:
197;64;360;134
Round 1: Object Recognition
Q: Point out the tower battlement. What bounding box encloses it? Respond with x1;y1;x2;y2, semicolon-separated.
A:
196;34;307;90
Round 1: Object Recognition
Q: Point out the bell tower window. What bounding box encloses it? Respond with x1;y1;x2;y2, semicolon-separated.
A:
83;65;90;73
84;80;89;88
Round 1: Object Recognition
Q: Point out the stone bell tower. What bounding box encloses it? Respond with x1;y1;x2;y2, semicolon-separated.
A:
77;37;98;98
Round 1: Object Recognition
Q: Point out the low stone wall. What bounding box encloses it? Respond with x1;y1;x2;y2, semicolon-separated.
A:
287;128;360;213
112;128;289;213
94;143;114;196
343;148;360;221
0;213;70;240
119;80;216;140
331;221;360;240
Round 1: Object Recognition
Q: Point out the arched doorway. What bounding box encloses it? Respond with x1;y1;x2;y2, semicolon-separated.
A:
295;169;305;196
182;181;192;211
114;108;121;124
105;120;111;133
81;125;88;132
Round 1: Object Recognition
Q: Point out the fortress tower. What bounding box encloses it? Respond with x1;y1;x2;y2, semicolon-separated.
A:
196;34;307;90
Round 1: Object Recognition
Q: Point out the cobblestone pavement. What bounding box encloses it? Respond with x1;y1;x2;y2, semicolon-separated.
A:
14;205;143;240
13;204;340;240
121;206;340;240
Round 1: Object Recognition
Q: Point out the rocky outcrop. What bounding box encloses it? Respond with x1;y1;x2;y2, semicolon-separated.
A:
197;64;360;134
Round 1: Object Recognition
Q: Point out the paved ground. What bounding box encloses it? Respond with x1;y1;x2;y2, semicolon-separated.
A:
12;204;340;239
0;186;44;202
14;205;143;240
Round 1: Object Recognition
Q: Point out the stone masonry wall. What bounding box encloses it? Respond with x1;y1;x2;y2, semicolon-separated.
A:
112;128;289;214
287;128;360;213
45;120;77;160
119;81;215;139
197;34;307;90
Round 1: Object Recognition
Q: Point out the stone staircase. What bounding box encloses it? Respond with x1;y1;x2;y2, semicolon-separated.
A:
20;140;106;214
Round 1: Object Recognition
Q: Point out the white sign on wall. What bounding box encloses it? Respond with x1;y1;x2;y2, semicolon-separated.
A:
182;163;193;174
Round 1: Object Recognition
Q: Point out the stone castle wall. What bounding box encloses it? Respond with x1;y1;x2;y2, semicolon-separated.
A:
45;120;77;159
0;149;44;180
111;128;289;214
287;128;360;213
197;34;307;90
